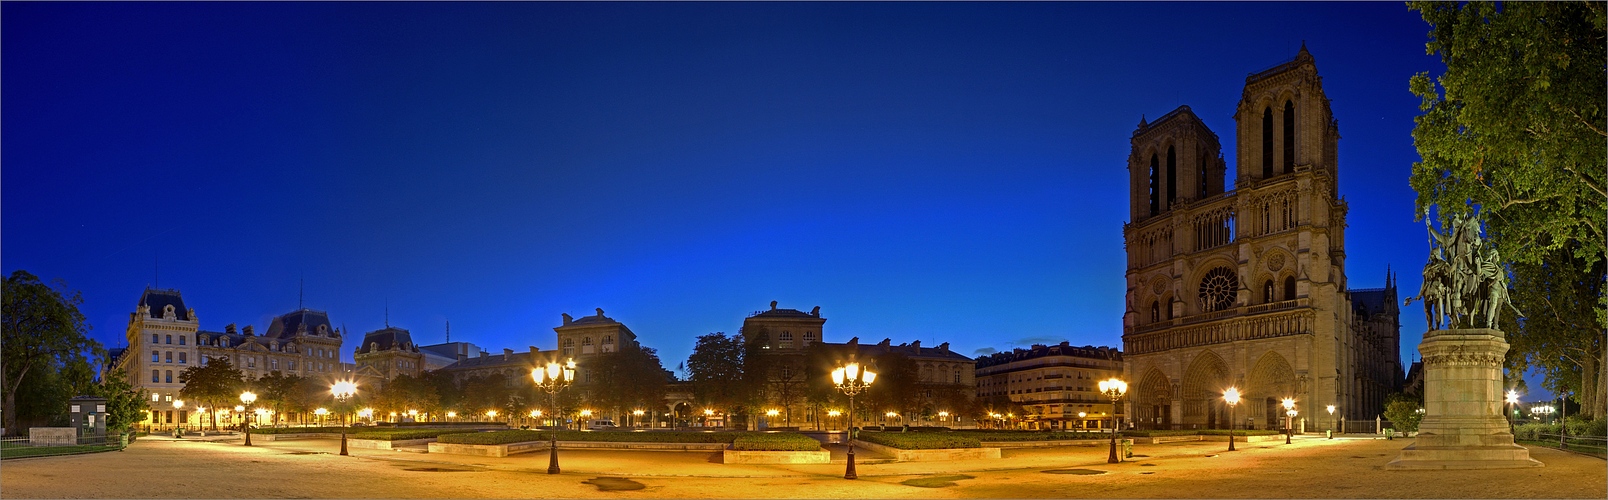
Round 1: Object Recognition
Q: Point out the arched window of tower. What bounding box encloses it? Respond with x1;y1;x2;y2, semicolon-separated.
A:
1284;276;1297;301
1283;101;1295;173
1262;107;1274;178
1167;146;1177;204
1263;280;1275;303
1149;154;1160;216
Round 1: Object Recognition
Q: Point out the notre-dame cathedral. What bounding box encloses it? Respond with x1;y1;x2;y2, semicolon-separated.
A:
1121;46;1401;431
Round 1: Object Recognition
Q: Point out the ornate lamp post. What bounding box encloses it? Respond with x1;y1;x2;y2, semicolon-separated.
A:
532;358;576;474
172;400;185;435
1078;411;1088;431
1098;377;1127;463
831;362;876;480
827;410;841;430
632;409;645;429
239;391;257;446
331;380;357;456
1326;405;1336;438
314;408;328;427
1281;398;1297;444
1223;388;1241;451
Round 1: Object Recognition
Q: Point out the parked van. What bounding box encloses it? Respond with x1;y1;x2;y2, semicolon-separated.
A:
587;419;618;430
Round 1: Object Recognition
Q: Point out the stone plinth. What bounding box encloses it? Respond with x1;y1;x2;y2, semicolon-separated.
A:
1387;328;1541;469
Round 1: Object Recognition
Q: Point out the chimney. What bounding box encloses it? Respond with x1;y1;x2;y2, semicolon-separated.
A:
504;348;513;360
770;301;778;310
595;308;605;317
479;351;487;359
530;346;539;357
810;306;820;317
457;353;467;361
562;313;573;326
878;338;891;347
847;337;859;346
912;340;921;350
243;325;255;336
937;342;949;351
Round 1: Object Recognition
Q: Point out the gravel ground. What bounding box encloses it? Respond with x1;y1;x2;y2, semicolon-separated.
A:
2;435;1601;498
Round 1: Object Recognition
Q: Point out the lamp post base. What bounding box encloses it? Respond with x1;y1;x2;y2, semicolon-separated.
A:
844;445;857;480
547;436;561;474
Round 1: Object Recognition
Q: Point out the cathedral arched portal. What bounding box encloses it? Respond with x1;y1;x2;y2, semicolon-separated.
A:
1136;368;1172;429
1247;351;1296;429
1181;350;1232;429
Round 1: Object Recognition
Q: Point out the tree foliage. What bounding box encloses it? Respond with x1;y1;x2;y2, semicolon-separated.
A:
92;370;149;433
686;332;745;414
2;270;101;433
1408;1;1607;419
587;345;669;420
178;357;244;430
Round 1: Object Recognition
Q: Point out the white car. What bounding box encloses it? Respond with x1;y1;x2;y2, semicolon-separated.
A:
587;420;618;430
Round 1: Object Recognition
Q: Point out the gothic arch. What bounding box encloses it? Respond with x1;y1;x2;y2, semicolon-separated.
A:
1137;368;1172;429
1246;351;1297;428
1181;350;1232;428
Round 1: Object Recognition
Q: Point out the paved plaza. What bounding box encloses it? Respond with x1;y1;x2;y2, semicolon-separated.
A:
2;435;1603;498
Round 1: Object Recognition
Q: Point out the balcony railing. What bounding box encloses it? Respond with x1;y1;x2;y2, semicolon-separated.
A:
1124;307;1314;355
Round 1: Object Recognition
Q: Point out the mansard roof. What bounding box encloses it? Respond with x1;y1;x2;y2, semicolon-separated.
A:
266;308;336;340
819;339;972;363
974;341;1123;369
139;288;191;321
358;327;417;354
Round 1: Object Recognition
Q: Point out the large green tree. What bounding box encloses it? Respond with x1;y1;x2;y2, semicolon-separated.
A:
92;370;150;433
2;270;101;433
177;357;245;430
686;332;745;420
587;345;669;422
1408;1;1607;418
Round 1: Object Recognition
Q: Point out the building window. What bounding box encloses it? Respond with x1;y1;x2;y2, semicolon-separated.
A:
582;337;594;354
563;339;574;356
779;332;793;349
165;370;173;383
152;333;159;344
1284;276;1297;301
1263;280;1275;303
271;359;278;370
289;361;296;371
201;356;208;367
1148;153;1160;216
165;351;172;363
152;369;160;383
1283;101;1295;173
179;352;187;364
152;352;160;363
179;336;186;346
1166;146;1177;203
1198;266;1239;312
954;370;962;384
1150;301;1160;323
1262;106;1274;178
247;357;256;368
781;366;793;379
804;332;815;343
165;335;172;345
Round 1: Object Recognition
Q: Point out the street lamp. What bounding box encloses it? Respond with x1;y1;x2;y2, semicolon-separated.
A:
533;358;576;474
407;409;418;422
827;410;841;430
1505;390;1520;430
632;409;645;428
240;391;258;446
1326;405;1336;438
831;362;876;480
1078;411;1088;431
172;400;185;434
314;408;328;427
1223;388;1241;451
331;380;357;456
1098;377;1127;463
1281;398;1297;444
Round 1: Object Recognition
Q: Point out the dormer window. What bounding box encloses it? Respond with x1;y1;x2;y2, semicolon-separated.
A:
317;324;328;335
163;304;175;318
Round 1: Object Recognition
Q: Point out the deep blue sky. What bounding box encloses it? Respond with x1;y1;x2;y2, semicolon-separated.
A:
0;3;1550;400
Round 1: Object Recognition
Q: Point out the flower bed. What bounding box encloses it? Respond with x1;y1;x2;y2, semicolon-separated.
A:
731;433;820;451
857;431;980;449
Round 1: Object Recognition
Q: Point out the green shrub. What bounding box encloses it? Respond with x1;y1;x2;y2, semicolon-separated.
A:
949;431;1103;441
250;426;349;434
1382;400;1423;433
857;431;980;449
1198;429;1282;436
352;429;457;441
1120;430;1199;437
731;433;820;451
435;430;804;446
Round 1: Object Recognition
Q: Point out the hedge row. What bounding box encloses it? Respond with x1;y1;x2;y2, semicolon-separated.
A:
249;426;350;435
1197;429;1284;436
956;431;1104;441
731;433;821;451
857;431;981;449
352;429;459;441
435;430;797;446
1514;419;1608;440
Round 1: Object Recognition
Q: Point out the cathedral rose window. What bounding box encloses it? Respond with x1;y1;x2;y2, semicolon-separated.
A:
1198;267;1238;312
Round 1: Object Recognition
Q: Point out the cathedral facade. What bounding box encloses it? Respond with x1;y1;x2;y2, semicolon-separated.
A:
1120;47;1400;431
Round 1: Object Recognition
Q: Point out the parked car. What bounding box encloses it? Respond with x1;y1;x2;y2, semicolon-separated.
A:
587;419;618;430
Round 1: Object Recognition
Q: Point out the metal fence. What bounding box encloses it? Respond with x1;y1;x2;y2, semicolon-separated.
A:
1534;433;1608;456
0;434;127;460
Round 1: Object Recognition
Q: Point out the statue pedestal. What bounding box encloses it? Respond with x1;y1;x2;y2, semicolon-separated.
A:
1387;328;1542;470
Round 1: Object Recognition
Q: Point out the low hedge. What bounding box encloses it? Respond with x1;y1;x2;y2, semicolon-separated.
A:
731;433;821;451
249;426;349;435
1197;429;1283;436
858;431;980;449
435;430;803;446
1515;419;1608;440
352;429;458;441
954;431;1104;441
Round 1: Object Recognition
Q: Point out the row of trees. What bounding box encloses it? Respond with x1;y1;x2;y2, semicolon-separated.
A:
1407;1;1606;419
685;329;983;429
